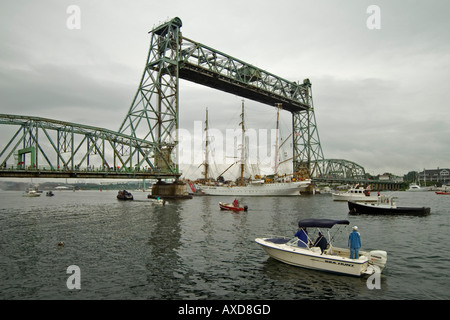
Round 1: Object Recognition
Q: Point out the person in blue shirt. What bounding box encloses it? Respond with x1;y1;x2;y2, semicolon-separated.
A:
348;226;361;259
295;227;308;247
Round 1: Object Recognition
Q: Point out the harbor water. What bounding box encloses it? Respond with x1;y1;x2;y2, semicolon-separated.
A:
1;189;449;300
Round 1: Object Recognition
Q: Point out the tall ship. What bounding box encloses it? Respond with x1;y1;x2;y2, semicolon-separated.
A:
190;101;311;196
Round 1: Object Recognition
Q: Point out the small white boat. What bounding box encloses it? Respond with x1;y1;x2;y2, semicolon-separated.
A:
407;183;429;192
151;198;168;205
23;189;41;197
255;219;387;277
332;185;379;202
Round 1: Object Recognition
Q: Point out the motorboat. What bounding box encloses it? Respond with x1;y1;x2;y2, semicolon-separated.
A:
407;183;429;192
22;189;41;197
117;190;133;200
435;187;450;195
219;202;248;212
255;219;387;277
151;198;168;205
348;196;430;216
332;185;379;202
46;191;55;196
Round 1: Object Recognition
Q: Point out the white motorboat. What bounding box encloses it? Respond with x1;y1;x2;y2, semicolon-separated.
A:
255;219;387;277
332;185;379;202
23;189;41;197
407;183;429;192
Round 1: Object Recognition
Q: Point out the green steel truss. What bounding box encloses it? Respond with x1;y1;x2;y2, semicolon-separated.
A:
119;17;325;178
119;17;183;174
0;114;179;178
312;158;366;180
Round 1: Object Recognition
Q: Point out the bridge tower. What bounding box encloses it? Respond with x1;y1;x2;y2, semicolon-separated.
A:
119;17;183;175
119;17;325;179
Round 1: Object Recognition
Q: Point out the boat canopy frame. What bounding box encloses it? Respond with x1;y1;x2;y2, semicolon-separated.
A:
298;219;349;229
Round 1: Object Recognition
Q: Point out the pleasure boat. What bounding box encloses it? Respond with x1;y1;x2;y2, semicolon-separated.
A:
219;202;248;211
255;219;387;277
332;185;379;202
407;183;429;192
348;196;430;216
117;190;133;200
23;189;41;197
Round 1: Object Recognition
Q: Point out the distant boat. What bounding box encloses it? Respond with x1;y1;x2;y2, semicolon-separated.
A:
46;191;55;196
435;191;450;195
117;190;133;200
348;197;430;216
407;183;429;192
332;185;379;202
219;202;248;212
55;185;70;190
23;189;40;197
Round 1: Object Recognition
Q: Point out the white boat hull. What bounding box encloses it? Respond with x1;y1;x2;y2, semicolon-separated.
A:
201;180;311;196
255;237;385;277
332;193;379;202
23;191;41;197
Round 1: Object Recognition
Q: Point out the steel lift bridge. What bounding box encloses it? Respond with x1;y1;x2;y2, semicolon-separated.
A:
0;17;366;183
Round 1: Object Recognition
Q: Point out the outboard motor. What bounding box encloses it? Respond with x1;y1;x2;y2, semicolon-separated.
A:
368;250;387;271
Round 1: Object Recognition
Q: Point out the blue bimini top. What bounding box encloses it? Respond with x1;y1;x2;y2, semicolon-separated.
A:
298;219;350;229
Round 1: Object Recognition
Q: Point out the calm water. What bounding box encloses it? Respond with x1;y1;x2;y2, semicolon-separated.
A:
0;189;449;300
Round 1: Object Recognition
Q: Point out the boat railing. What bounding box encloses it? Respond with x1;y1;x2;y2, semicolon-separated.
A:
378;195;397;206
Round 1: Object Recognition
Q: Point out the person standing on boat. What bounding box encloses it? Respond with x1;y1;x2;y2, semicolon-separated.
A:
313;232;327;253
233;198;239;207
295;227;308;247
348;226;361;259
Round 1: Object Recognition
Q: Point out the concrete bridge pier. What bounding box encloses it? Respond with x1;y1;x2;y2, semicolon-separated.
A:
149;179;192;199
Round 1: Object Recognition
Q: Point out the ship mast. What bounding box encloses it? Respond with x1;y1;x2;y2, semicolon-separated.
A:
274;103;282;176
203;107;209;183
240;100;245;186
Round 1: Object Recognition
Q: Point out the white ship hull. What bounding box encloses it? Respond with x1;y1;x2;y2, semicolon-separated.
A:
200;180;311;196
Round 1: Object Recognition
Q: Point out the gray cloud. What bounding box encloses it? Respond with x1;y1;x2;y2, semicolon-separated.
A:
1;0;449;178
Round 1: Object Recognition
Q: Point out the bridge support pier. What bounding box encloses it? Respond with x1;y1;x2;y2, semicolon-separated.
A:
149;179;192;199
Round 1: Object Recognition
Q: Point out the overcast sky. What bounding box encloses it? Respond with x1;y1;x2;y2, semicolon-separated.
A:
1;0;449;179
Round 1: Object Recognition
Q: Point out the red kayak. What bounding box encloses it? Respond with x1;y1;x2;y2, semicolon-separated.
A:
219;202;248;211
436;191;450;195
